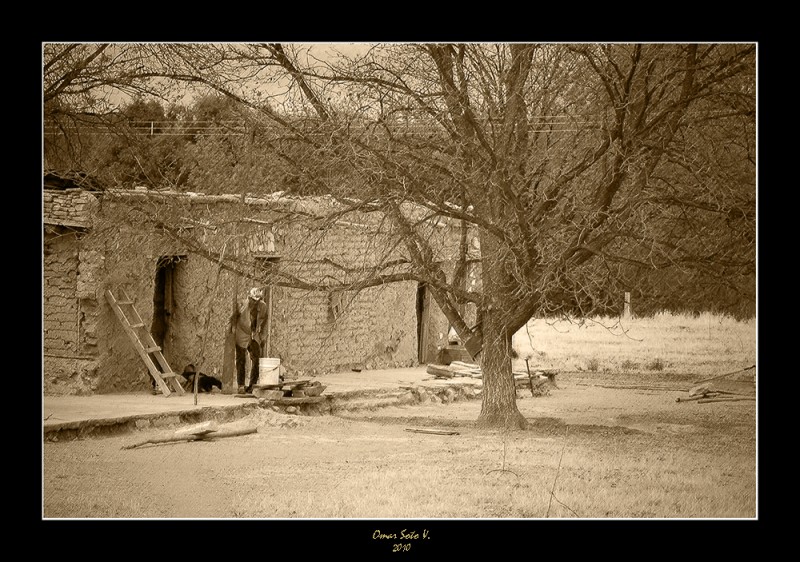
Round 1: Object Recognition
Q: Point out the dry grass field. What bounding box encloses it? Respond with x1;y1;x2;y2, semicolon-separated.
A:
43;312;757;525
512;311;756;381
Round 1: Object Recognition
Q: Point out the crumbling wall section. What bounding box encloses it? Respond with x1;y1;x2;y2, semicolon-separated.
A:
43;189;104;395
43;230;93;394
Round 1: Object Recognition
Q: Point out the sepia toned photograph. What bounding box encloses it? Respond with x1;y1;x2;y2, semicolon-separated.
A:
42;42;757;530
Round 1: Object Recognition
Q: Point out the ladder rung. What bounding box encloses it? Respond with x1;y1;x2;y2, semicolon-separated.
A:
106;288;178;397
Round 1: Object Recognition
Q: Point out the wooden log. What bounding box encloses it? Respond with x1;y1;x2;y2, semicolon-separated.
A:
426;364;456;378
122;426;258;449
450;361;480;371
697;397;756;404
676;393;720;403
174;421;219;437
689;384;713;397
714;389;755;397
405;428;460;435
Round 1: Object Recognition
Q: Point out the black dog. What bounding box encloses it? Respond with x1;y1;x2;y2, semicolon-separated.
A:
180;364;223;393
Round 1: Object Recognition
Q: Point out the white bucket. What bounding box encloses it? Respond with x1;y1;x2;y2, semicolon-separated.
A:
258;358;281;385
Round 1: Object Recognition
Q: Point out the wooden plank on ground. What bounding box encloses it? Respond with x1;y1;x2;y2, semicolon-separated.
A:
449;361;480;370
405;428;460;435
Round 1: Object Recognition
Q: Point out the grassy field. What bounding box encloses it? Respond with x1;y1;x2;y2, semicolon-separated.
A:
512;312;756;380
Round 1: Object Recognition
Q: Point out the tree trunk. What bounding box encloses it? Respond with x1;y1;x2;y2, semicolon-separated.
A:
475;230;528;430
476;310;527;430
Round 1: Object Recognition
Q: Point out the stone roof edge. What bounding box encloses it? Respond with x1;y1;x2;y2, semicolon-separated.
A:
47;187;464;229
98;188;341;214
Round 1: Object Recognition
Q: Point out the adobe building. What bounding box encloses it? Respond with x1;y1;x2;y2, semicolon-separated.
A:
43;175;478;395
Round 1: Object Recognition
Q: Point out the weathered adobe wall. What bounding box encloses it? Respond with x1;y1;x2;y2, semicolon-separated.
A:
269;220;420;375
44;231;91;394
162;253;240;382
43;189;472;394
269;211;480;373
43;190;105;395
84;226;185;393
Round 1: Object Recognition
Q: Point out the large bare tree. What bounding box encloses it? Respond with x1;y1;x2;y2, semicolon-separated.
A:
43;43;756;429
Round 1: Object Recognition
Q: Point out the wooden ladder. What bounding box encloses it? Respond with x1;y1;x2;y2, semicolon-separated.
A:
105;286;185;397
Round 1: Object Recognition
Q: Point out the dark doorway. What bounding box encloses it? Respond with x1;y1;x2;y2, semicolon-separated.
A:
416;283;429;364
151;256;185;355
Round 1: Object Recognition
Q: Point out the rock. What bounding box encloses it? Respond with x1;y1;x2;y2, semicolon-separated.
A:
286;406;298;415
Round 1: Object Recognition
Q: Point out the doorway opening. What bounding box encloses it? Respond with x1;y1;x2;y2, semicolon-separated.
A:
151;255;186;357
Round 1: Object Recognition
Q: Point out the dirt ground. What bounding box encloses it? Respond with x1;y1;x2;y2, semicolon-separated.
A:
42;372;756;523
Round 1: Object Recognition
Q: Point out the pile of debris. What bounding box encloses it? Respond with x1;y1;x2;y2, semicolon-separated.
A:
426;361;483;379
676;383;756;404
247;379;327;400
425;361;559;397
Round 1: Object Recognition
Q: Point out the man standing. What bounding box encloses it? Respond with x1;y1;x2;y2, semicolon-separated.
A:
232;287;269;394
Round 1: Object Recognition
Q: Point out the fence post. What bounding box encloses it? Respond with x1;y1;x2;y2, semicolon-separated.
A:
623;292;631;319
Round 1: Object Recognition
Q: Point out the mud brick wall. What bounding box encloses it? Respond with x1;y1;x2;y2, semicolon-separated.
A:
266;215;471;374
43;231;86;394
43;189;474;394
44;233;79;355
269;219;420;374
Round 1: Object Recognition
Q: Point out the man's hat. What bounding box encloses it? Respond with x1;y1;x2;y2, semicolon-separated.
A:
248;287;263;300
